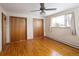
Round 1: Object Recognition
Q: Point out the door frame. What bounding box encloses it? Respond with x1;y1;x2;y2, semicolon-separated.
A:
2;13;6;50
10;16;27;43
33;18;44;38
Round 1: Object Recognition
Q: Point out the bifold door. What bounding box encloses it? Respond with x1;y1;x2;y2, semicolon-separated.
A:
10;16;27;43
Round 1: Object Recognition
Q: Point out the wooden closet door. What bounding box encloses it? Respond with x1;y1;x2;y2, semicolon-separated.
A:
10;17;16;42
33;18;44;38
10;16;27;43
19;18;26;40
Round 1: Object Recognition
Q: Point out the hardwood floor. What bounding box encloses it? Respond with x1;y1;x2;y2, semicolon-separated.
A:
0;37;79;56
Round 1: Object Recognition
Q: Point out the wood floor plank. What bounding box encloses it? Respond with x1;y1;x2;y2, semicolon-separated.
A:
0;37;79;56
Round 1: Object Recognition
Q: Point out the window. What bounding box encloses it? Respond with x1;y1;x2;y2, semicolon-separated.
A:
50;14;72;27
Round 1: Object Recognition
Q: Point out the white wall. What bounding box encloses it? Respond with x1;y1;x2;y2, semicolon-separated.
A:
45;8;79;36
6;12;43;43
45;16;72;37
45;8;79;48
0;6;7;52
6;16;10;43
0;8;44;51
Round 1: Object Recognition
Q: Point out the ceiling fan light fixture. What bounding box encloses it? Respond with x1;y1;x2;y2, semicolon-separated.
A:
40;11;46;16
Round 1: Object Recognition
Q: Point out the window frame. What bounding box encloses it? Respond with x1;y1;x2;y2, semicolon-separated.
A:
50;13;72;28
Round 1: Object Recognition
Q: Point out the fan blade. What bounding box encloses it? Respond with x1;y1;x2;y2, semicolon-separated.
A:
40;3;45;10
45;8;56;11
31;10;40;12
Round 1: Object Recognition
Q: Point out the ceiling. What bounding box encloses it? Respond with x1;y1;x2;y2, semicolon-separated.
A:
0;3;79;16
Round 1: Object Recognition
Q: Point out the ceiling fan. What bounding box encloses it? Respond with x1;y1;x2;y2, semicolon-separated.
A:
31;3;56;16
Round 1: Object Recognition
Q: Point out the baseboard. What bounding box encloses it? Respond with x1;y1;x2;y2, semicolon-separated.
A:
0;47;2;53
6;43;10;45
27;39;33;40
45;36;79;49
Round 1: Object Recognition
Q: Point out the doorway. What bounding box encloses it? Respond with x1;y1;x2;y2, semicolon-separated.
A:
2;13;6;50
33;18;44;38
10;16;27;43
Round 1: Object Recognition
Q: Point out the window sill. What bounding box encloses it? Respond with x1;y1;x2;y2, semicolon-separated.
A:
50;27;70;29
